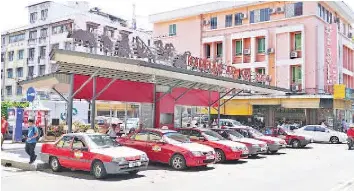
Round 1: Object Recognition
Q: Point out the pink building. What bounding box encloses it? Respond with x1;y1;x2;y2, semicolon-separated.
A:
150;1;354;125
150;1;354;92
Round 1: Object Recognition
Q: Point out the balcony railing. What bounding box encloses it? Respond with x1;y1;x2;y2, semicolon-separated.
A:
28;38;37;45
38;36;47;44
290;83;302;92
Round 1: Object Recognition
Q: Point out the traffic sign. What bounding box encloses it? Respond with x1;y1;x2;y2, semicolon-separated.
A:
26;87;36;102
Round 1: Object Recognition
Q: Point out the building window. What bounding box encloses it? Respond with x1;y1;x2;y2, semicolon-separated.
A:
210;17;217;29
8;51;14;61
321;6;325;20
329;13;332;24
28;66;34;77
235;40;242;55
205;44;211;58
41;9;48;20
1;53;4;62
8;33;25;43
51;43;59;51
250;8;270;23
29;30;37;39
28;48;35;60
30;12;37;23
16;67;23;78
234;13;243;26
39;65;45;75
40;46;46;58
257;38;265;53
7;69;13;78
18;49;24;60
40;28;48;37
168;24;176;36
52;24;70;34
216;43;222;57
16;86;22;95
295;33;302;51
225;14;232;27
6;86;12;96
64;42;72;50
285;2;303;18
291;66;302;83
318;4;321;17
2;37;5;45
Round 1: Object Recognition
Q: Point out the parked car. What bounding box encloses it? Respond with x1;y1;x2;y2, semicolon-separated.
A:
230;126;287;154
40;133;149;179
295;125;348;144
177;128;249;163
265;127;313;148
217;119;249;129
118;128;215;170
211;128;268;157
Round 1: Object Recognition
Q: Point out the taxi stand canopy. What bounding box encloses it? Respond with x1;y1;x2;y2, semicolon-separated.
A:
19;50;290;132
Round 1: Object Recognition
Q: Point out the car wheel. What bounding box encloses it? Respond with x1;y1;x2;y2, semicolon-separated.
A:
128;170;139;175
91;160;107;179
250;154;258;158
215;149;226;163
50;157;62;172
291;139;301;148
270;150;278;154
330;136;339;144
170;154;187;170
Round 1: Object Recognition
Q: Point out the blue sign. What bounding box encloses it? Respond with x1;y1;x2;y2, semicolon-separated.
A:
26;87;36;102
14;108;24;142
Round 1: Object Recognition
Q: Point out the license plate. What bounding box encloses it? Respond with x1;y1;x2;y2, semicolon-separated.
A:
128;161;141;168
206;155;214;160
243;151;249;155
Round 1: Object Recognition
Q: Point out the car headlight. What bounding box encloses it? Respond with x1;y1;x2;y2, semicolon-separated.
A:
141;153;149;161
191;151;203;157
112;157;127;164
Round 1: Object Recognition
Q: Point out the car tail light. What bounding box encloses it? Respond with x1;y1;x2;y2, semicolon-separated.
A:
298;136;305;140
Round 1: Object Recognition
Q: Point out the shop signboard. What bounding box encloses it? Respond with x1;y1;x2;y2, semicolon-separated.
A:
324;24;338;89
333;84;346;99
186;55;272;83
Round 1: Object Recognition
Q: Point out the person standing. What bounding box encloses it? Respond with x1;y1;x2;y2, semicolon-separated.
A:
1;116;9;150
25;119;39;164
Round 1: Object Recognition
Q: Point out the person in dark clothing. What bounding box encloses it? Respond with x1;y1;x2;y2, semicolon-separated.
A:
25;119;39;164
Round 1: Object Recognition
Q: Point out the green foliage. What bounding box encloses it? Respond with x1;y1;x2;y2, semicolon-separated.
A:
1;101;30;119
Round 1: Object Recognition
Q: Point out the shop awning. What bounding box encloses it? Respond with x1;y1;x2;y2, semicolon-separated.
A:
19;49;290;96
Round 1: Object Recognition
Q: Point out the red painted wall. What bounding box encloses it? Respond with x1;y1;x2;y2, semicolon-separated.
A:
73;74;154;103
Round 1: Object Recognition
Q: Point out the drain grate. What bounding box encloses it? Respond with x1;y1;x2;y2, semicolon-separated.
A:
4;163;12;167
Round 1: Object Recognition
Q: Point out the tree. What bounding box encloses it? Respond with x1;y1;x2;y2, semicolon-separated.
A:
1;101;29;119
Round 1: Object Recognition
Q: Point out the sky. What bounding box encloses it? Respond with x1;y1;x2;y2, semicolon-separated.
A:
0;0;353;32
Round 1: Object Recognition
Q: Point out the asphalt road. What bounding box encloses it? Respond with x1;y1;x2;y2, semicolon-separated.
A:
2;143;354;191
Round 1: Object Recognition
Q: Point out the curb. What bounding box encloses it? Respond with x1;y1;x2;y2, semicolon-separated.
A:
1;158;49;171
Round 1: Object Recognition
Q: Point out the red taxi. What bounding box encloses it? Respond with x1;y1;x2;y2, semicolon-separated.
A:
40;133;149;179
177;128;249;163
232;127;287;154
118;129;215;170
266;127;313;148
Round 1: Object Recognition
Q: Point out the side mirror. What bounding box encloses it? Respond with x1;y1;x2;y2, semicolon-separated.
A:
198;137;206;141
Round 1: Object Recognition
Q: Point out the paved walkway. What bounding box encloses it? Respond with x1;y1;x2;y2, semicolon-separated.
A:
1;141;49;170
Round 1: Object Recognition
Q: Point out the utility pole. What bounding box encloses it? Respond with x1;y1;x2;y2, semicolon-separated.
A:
132;4;137;30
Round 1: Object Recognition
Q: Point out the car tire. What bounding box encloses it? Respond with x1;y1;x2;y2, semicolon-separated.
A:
170;154;187;170
49;156;62;172
330;136;339;144
128;170;139;175
91;160;107;179
215;149;226;163
291;139;301;148
270;150;278;154
250;154;258;158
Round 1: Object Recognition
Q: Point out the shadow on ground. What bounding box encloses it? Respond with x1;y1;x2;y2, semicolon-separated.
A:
147;162;215;172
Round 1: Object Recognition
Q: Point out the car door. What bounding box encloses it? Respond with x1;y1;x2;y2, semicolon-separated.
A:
54;135;74;168
71;136;93;171
277;129;288;140
127;132;149;152
300;126;315;140
314;126;331;142
146;132;170;163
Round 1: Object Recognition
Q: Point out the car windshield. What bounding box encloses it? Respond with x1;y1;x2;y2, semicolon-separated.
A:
232;120;243;126
248;128;264;137
88;134;120;148
227;130;244;138
164;132;191;144
127;118;139;124
282;128;295;134
202;130;226;141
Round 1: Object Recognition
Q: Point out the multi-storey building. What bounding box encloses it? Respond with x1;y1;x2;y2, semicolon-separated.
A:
150;1;354;126
1;1;151;101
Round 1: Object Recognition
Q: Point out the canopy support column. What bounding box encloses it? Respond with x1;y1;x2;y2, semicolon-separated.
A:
67;74;74;133
52;87;68;103
91;77;96;129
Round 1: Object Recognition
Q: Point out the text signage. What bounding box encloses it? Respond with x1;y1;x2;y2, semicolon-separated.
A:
186;56;272;83
324;24;338;87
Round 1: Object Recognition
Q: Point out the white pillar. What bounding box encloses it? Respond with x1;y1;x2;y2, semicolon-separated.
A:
210;42;215;60
251;68;256;82
251;37;256;63
223;36;226;64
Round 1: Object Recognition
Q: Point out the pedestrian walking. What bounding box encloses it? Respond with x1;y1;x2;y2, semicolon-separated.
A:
1;116;9;150
25;119;39;164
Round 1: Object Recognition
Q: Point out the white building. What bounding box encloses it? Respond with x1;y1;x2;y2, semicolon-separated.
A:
1;1;152;101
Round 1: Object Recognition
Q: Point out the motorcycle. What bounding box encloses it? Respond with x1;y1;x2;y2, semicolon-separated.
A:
348;137;354;150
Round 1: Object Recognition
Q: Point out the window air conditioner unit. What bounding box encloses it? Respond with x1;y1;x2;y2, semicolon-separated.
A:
291;84;300;92
243;49;251;55
267;48;274;54
240;13;248;20
290;51;298;59
269;8;276;14
203;20;210;25
276;7;284;13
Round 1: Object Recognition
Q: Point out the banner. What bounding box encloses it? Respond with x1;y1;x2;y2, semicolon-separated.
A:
333;84;346;99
